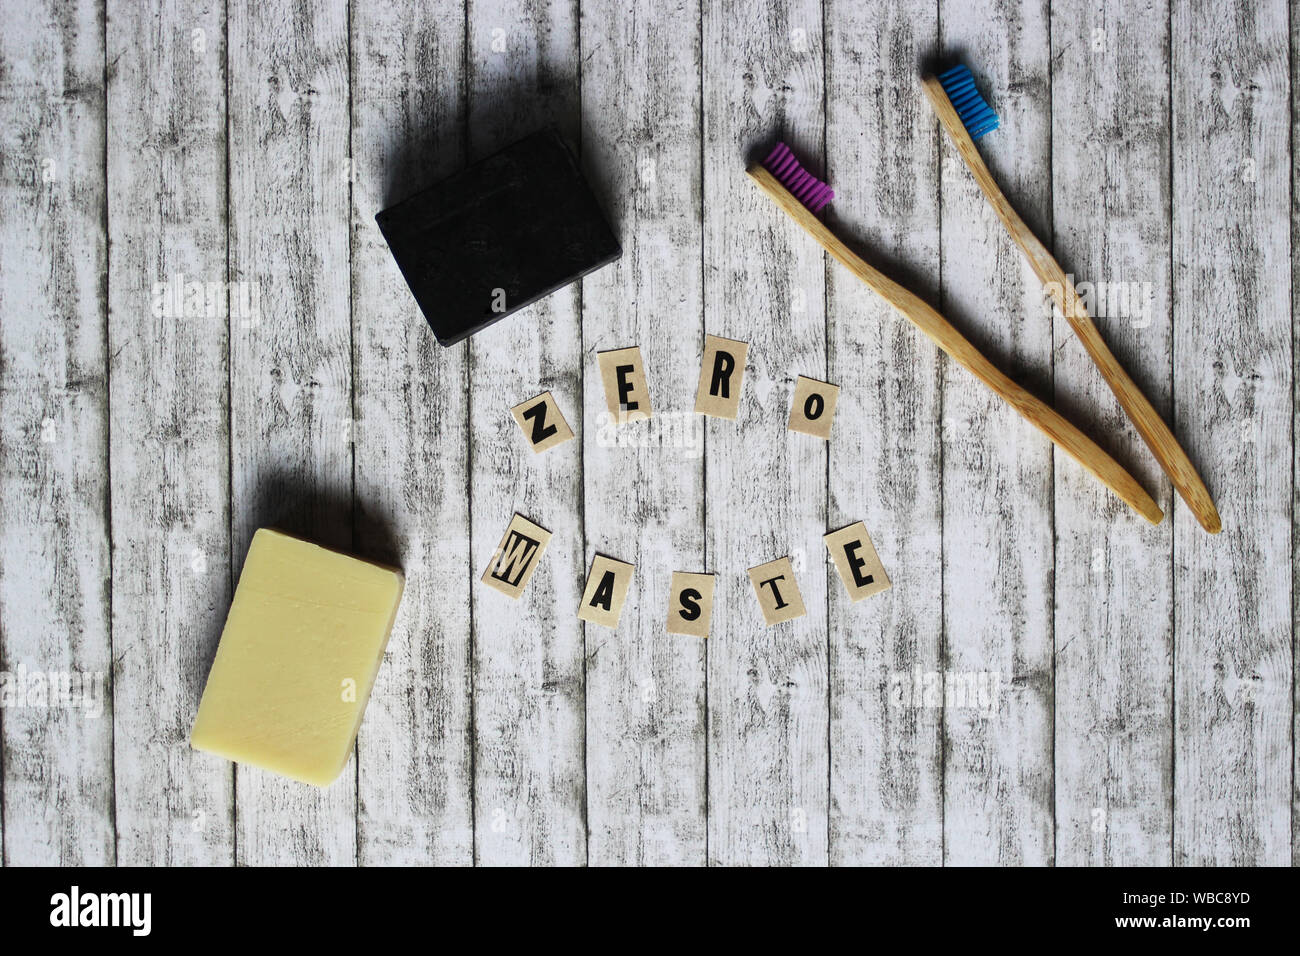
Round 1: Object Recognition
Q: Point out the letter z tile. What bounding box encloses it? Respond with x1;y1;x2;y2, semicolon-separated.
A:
511;390;574;453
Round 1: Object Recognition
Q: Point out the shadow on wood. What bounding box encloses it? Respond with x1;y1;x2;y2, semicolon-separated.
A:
240;470;401;571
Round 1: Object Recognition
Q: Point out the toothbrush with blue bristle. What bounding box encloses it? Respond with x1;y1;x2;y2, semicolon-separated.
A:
923;64;1220;534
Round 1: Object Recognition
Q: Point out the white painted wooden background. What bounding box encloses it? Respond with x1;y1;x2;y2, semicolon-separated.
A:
0;0;1293;866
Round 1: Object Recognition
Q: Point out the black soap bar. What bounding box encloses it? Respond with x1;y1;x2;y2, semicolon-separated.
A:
375;127;621;346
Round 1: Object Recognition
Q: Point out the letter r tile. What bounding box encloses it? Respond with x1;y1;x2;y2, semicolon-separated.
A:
694;334;749;420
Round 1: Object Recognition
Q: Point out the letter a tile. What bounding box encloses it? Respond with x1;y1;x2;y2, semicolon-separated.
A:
577;553;635;628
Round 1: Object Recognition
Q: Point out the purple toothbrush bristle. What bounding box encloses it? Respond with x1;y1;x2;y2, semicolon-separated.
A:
762;142;833;213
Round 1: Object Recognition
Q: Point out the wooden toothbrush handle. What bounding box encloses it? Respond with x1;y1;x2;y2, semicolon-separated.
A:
748;165;1163;525
921;77;1220;534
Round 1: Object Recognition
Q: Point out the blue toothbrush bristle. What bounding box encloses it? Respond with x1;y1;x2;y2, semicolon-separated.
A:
937;64;999;139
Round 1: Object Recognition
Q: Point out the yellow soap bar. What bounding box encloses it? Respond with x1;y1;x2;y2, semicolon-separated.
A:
191;528;404;786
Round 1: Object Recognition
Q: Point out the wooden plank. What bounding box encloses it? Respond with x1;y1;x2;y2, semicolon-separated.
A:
227;0;356;864
105;0;234;864
702;0;829;866
0;0;113;865
579;0;707;866
938;0;1055;865
349;0;475;867
823;0;944;865
1049;0;1175;865
1171;0;1292;865
1293;0;1300;872
466;0;586;865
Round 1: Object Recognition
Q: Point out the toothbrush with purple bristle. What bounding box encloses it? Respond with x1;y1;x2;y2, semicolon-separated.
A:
747;141;1162;525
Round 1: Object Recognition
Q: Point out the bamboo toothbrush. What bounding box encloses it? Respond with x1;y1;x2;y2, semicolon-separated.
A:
922;64;1220;534
749;143;1162;525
